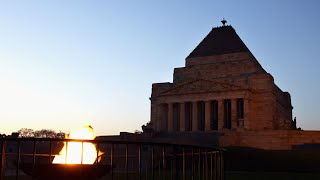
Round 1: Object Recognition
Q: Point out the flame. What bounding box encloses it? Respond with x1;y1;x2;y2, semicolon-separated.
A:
52;125;103;164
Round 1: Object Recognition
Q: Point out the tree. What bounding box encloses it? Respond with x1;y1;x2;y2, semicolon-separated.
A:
34;129;63;138
18;128;35;138
17;128;65;138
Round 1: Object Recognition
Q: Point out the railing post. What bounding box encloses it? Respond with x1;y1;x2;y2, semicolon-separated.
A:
215;152;218;180
96;143;99;167
223;151;226;180
32;140;37;180
162;146;165;180
191;148;194;180
95;143;100;180
81;142;84;164
198;148;201;180
80;141;84;178
217;151;220;180
210;152;213;180
139;144;141;180
111;144;114;180
65;141;68;164
49;140;52;166
126;144;128;180
174;146;178;180
151;145;154;180
205;150;208;180
16;141;21;180
0;139;6;180
182;147;185;180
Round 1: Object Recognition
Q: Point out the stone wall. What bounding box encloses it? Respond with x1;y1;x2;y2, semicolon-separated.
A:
174;52;264;84
219;130;320;150
151;49;294;133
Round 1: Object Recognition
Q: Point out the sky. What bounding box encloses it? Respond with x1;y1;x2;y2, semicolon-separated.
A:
0;0;320;135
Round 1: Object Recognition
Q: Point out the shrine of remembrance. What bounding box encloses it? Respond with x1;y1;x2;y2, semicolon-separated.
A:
146;20;320;150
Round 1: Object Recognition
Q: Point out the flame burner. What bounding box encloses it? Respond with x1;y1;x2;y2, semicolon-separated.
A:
21;164;110;180
19;126;107;179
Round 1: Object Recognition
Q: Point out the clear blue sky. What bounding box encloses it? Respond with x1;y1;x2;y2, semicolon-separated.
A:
1;0;320;135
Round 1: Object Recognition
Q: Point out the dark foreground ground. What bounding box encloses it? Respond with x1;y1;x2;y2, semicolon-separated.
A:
226;171;320;180
225;147;320;180
5;172;320;180
4;147;320;180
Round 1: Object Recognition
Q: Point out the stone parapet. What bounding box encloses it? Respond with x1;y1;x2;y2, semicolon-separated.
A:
219;130;320;150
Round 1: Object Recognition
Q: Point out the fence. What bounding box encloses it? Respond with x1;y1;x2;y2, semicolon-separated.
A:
0;137;225;180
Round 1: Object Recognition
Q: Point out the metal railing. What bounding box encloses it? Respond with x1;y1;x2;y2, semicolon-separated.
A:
0;137;225;180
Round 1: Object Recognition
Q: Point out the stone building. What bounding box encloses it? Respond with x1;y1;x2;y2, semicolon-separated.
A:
150;21;294;134
102;20;320;150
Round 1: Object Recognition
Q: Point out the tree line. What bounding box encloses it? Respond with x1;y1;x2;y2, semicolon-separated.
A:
16;128;65;138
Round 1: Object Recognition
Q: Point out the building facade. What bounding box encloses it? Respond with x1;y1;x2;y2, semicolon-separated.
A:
150;23;294;134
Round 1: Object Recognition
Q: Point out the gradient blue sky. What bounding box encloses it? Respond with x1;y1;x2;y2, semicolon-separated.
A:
1;1;320;135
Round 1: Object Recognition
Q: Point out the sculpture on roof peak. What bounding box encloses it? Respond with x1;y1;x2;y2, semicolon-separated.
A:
221;18;227;26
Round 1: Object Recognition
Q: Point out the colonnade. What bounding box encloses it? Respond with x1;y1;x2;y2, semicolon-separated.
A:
156;98;248;132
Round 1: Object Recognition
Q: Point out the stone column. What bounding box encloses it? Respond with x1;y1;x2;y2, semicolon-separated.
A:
192;101;198;132
205;101;211;131
156;104;162;131
179;102;185;132
244;99;249;129
167;103;173;132
161;104;168;131
218;100;224;129
231;99;237;130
